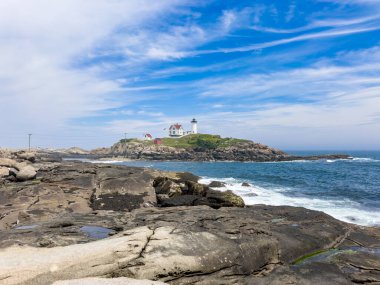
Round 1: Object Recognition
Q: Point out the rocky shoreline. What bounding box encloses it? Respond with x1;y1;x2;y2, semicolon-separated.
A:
0;150;379;284
105;141;351;162
49;140;352;162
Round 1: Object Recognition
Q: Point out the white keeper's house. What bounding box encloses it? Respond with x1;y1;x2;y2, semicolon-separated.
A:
168;124;184;137
169;118;198;137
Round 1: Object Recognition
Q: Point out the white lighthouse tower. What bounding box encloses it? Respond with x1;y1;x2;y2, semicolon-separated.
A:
191;118;198;134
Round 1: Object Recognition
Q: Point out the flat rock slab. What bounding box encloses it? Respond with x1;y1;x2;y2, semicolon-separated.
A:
0;162;162;230
52;278;167;285
0;205;379;285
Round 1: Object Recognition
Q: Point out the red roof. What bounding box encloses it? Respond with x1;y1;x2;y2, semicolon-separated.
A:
169;124;182;130
145;133;152;138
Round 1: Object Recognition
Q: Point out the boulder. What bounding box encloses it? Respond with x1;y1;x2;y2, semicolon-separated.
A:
154;177;244;208
242;182;251;187
16;151;36;162
0;167;9;177
160;195;199;207
154;178;182;197
8;168;18;177
184;181;208;196
16;165;37;181
0;158;18;169
205;189;245;208
208;181;226;188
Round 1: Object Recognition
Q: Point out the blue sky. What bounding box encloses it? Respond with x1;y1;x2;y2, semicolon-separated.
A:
0;0;380;150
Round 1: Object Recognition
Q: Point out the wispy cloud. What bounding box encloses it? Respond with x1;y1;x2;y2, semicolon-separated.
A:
285;2;296;22
197;46;380;98
191;26;380;56
251;15;379;34
0;0;187;147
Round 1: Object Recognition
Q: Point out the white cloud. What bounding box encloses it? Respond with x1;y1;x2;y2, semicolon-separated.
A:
0;1;379;150
0;0;185;147
285;2;296;22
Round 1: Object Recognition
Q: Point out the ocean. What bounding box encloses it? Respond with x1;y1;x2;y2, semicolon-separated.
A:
97;151;380;227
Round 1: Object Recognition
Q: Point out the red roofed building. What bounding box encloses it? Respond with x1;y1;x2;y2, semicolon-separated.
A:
144;133;153;140
169;123;184;137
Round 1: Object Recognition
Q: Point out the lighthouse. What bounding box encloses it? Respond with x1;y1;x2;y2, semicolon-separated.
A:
191;118;198;134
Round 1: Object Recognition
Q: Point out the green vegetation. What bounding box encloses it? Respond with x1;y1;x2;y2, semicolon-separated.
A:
119;134;251;149
120;138;141;144
291;249;331;265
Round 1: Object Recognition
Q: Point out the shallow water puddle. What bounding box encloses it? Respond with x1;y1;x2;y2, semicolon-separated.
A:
349;246;380;256
15;225;39;230
293;246;380;265
79;226;113;239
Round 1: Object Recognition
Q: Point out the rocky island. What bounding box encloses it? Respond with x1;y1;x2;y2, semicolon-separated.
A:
0;149;378;285
60;134;351;162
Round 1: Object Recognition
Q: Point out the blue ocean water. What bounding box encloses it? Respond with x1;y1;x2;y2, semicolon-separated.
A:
99;151;380;227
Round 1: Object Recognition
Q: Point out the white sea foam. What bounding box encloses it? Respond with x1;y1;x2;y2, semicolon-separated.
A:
352;157;380;162
200;177;380;227
262;160;310;164
322;157;379;163
89;160;124;164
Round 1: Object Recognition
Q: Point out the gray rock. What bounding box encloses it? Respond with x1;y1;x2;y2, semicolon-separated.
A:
8;168;18;177
205;189;245;208
160;195;199;207
242;182;251;187
184;181;208;196
16;165;37;181
0;167;9;177
155;179;182;197
0;158;18;169
208;181;226;187
52;278;168;285
16;151;36;162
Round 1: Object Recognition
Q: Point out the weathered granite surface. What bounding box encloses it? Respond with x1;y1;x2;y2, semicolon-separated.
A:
0;153;378;285
52;278;168;285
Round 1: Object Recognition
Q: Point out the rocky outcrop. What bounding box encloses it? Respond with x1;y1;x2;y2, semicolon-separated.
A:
0;153;38;182
153;176;244;208
15;165;37;181
86;141;350;162
0;158;378;285
0;160;242;231
208;181;226;187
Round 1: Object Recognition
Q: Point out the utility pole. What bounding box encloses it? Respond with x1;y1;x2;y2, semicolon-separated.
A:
124;133;127;140
28;134;32;151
